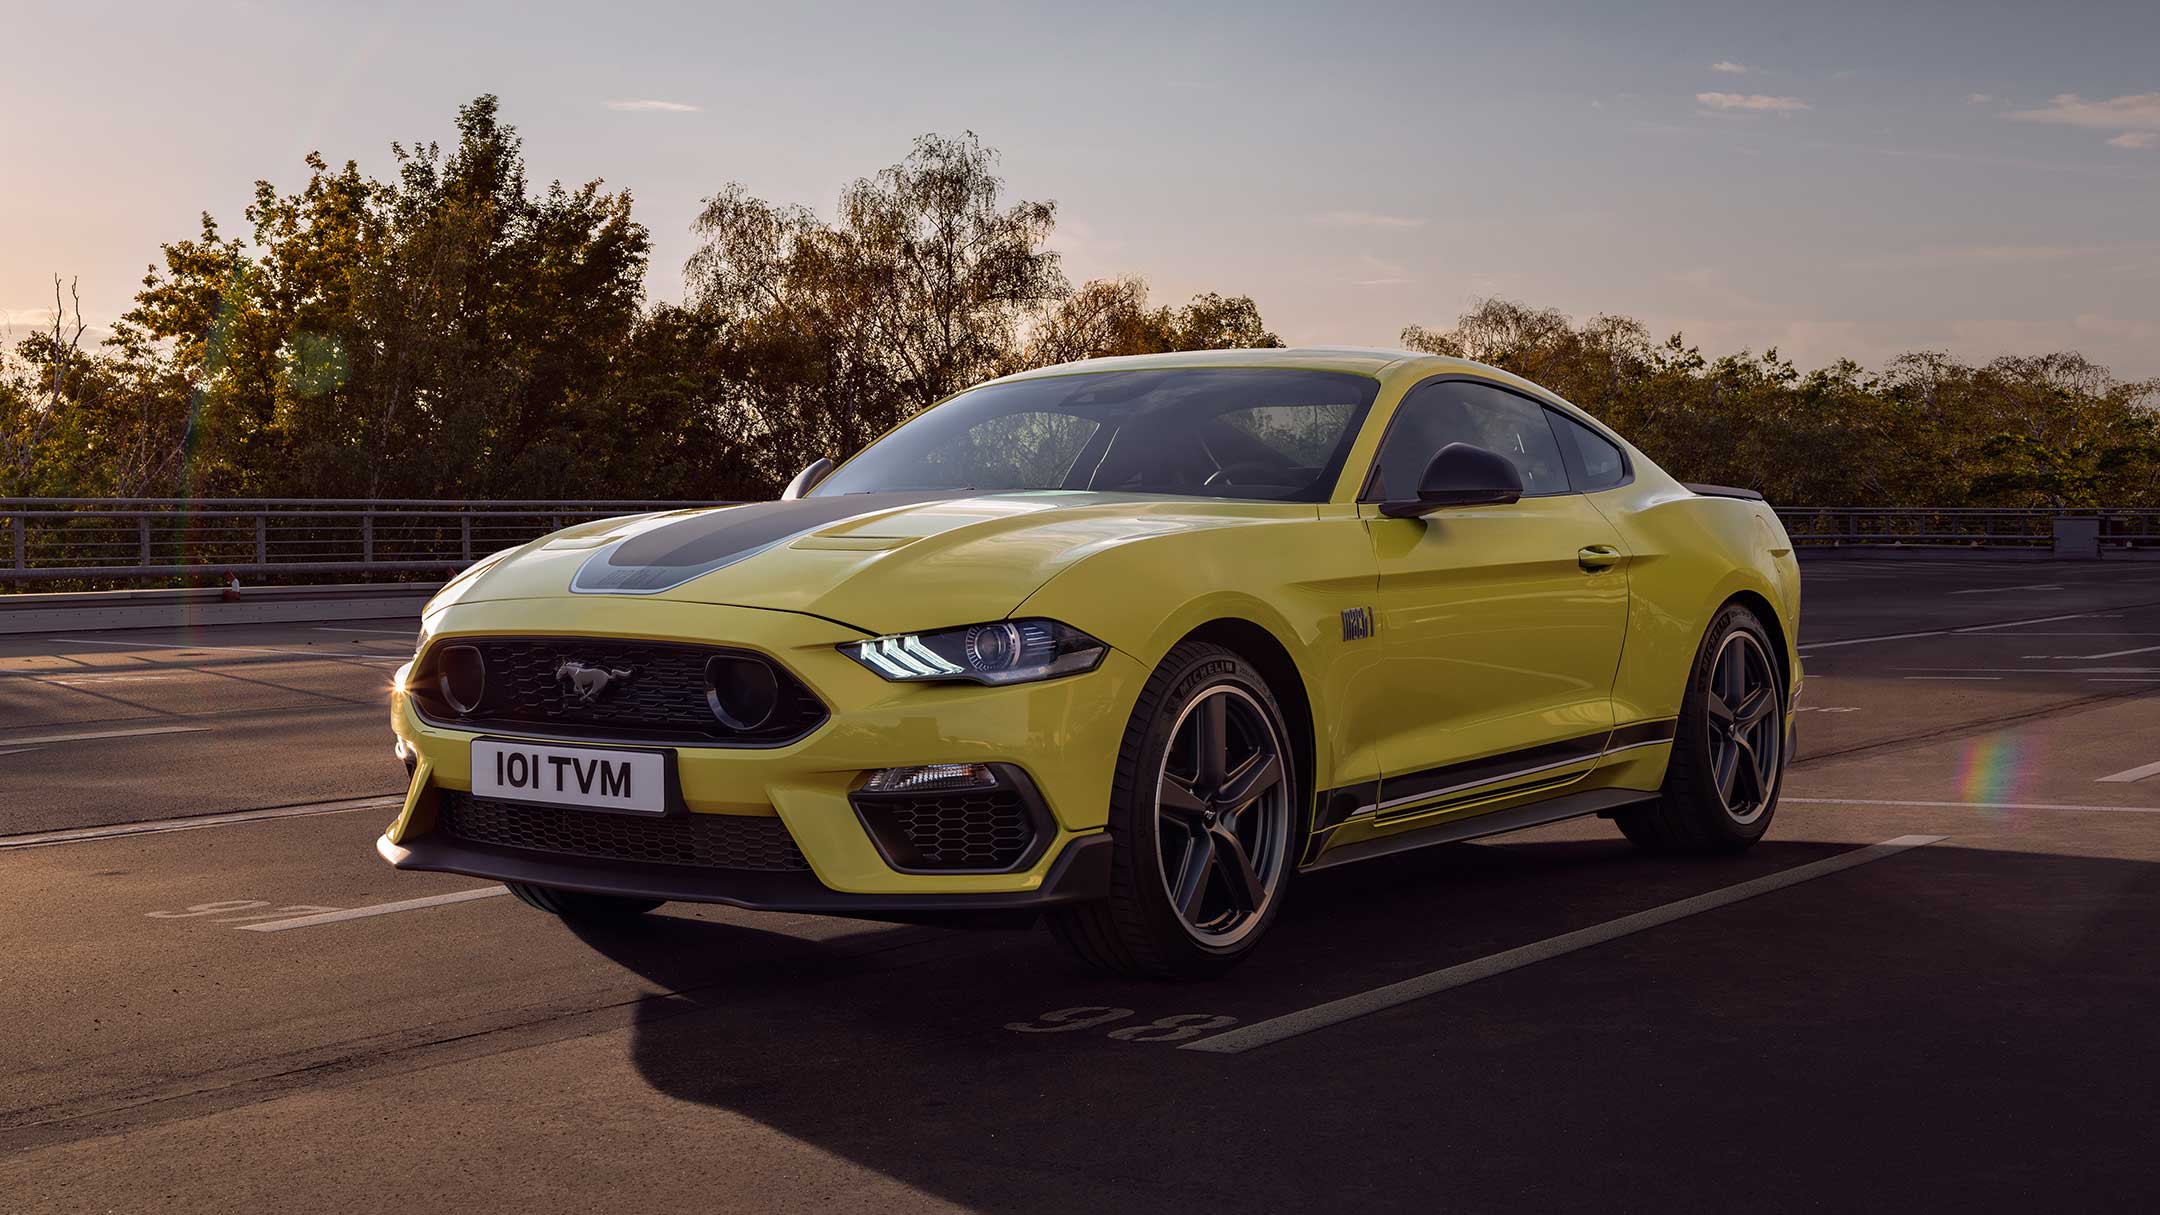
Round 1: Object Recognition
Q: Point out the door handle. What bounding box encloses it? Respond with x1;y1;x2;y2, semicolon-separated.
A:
1577;544;1623;572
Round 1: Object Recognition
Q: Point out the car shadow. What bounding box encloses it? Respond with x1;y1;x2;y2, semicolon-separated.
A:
567;836;2160;1213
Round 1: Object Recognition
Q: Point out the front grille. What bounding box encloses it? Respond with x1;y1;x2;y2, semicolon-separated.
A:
440;792;810;872
852;781;1046;873
412;636;826;745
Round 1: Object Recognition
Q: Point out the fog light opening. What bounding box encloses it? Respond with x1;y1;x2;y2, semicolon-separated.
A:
706;655;780;731
860;763;999;794
439;644;487;716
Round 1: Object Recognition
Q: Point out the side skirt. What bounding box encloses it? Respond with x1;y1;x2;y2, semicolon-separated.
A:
1302;786;1657;871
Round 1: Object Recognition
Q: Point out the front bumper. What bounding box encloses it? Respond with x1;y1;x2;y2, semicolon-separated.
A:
377;829;1111;918
384;596;1142;907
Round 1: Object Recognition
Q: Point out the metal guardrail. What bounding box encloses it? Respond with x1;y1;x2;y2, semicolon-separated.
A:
3;500;2156;588
1773;507;2160;549
0;498;723;586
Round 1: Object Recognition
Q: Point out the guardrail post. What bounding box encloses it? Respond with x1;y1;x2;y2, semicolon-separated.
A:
8;513;20;572
254;515;267;564
140;516;152;568
460;514;473;561
362;512;374;565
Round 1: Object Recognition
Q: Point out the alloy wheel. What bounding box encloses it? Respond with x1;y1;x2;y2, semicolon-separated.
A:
1706;631;1782;824
1155;685;1290;947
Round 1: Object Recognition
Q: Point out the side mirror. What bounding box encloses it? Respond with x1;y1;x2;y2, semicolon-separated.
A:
781;457;834;501
1379;443;1524;517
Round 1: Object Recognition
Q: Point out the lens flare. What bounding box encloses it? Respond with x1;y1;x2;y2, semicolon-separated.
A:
1955;733;2028;820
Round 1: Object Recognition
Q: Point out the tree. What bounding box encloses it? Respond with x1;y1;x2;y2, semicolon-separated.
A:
682;132;1068;486
26;107;2153;514
91;95;651;501
0;277;93;495
1400;297;2160;506
1022;277;1281;366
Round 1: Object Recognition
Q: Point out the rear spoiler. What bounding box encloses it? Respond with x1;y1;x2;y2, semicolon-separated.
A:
1684;482;1766;502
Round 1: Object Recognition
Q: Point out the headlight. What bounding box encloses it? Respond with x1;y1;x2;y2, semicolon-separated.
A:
843;619;1108;686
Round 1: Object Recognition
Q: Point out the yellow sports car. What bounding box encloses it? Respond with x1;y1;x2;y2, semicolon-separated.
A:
383;349;1800;977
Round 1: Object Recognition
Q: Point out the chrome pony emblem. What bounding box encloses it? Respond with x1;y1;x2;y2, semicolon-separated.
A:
555;660;634;703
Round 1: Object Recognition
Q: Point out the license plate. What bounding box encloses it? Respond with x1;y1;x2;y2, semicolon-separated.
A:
471;739;670;815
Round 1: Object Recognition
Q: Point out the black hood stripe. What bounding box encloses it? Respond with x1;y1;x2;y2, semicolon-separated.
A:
571;491;968;595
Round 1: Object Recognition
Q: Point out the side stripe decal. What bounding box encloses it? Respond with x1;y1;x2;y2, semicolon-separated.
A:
1315;717;1679;828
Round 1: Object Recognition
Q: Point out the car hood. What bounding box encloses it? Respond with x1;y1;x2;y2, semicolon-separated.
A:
433;491;1300;635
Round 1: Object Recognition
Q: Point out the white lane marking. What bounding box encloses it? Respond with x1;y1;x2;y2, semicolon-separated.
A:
1954;611;2133;634
2059;643;2160;660
1946;584;2062;595
0;795;402;851
41;674;179;684
2090;677;2160;684
42;636;402;663
1902;675;2002;681
1797;609;2130;652
1800;628;1947;652
1181;835;1947;1055
1;724;209;746
0;747;41;758
1786;796;2160;814
1892;661;2160;670
312;627;416;636
237;886;508;931
2097;759;2160;784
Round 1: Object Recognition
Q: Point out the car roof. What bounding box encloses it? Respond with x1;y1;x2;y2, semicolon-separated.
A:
992;346;1504;382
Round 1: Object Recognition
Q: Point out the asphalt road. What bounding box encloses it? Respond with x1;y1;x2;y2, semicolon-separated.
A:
4;558;2159;1212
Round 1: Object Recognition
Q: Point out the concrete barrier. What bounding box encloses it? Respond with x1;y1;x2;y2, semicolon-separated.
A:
0;583;440;635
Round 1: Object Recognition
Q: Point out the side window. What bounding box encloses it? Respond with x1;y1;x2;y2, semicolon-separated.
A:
1369;380;1571;500
1547;410;1629;492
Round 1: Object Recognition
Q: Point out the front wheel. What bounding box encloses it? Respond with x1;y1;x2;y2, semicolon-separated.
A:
506;881;665;923
1616;603;1786;853
1049;642;1297;979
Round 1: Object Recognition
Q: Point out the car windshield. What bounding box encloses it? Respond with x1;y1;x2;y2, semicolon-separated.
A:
810;368;1381;502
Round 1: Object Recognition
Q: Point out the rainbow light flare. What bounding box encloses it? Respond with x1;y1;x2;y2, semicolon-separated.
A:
1955;732;2029;818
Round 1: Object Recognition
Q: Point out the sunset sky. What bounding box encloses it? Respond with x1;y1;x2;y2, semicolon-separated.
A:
5;0;2157;376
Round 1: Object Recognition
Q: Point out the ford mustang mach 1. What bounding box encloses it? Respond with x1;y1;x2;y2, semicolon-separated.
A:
383;349;1801;977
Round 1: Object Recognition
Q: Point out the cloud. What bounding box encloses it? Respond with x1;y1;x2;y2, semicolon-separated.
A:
1349;254;1411;287
2004;92;2160;131
1663;266;1763;312
605;98;701;112
2069;312;2160;343
1839;240;2160;273
1312;210;1425;230
0;306;111;342
1966;93;1993;105
2108;131;2158;150
1696;92;1810;112
1712;61;1748;74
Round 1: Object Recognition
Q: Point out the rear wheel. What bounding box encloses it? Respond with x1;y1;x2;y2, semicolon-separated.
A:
505;881;665;922
1616;603;1785;853
1049;642;1297;979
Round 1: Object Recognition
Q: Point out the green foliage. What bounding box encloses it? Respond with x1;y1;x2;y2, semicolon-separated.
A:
1402;299;2160;506
9;97;2154;508
1022;277;1281;367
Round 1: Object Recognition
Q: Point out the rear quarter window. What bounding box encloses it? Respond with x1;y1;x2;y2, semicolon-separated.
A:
1549;411;1629;492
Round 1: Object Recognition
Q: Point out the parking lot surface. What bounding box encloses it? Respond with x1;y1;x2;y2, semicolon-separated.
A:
4;558;2159;1212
